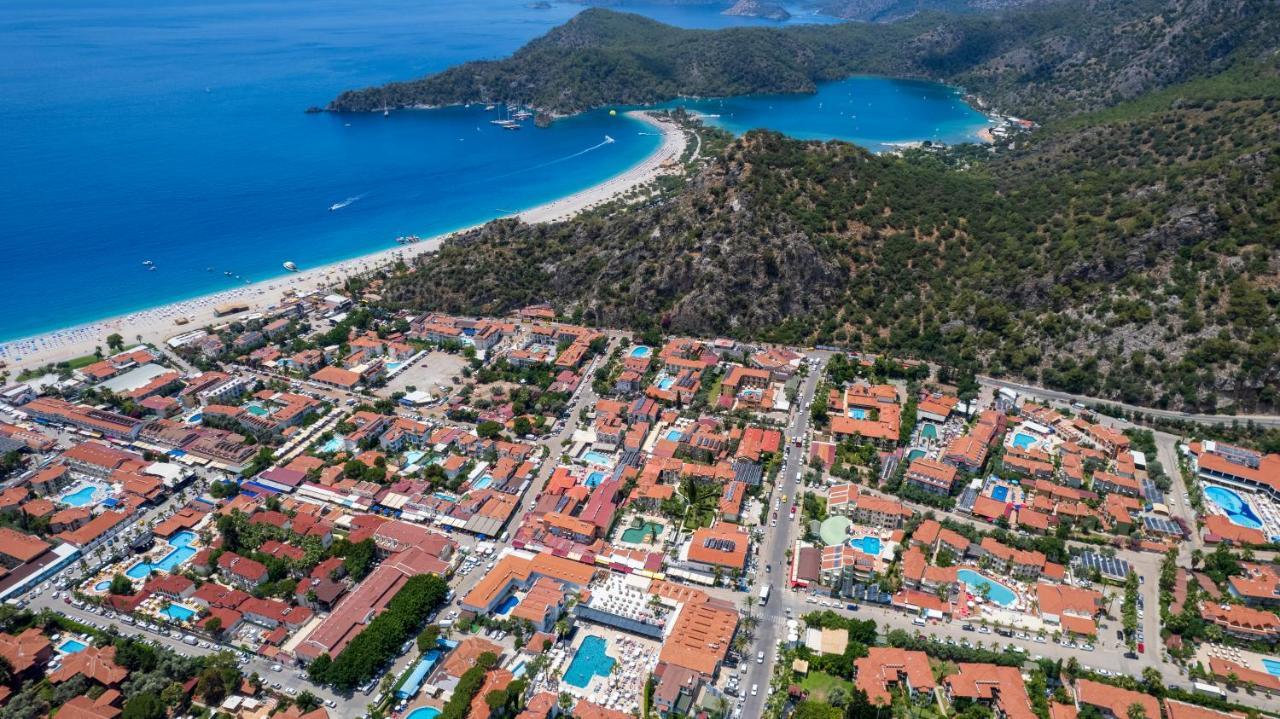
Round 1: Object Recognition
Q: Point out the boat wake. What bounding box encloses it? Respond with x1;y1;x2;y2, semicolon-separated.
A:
328;192;368;211
487;135;619;182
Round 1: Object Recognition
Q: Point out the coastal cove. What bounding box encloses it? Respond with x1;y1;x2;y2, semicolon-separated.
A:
654;75;992;152
3;0;979;350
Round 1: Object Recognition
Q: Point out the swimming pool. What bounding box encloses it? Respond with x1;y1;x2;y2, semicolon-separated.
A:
162;603;197;622
93;580;111;592
921;424;938;439
1262;658;1280;678
957;569;1017;607
396;651;442;699
629;346;652;359
990;485;1009;502
848;408;867;420
472;475;494;490
494;595;519;615
1012;432;1037;450
405;709;441;719
319;436;346;453
1203;486;1264;530
665;429;684;442
386;361;404;372
404;450;426;466
58;483;101;507
848;536;882;556
906;449;925;461
126;530;198;579
657;376;676;391
244;403;270;417
620;522;663;543
582;450;613;467
564;635;615;688
585;471;606;488
58;639;87;654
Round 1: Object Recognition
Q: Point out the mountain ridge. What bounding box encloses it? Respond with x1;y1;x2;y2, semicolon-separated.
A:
328;0;1279;119
380;61;1280;412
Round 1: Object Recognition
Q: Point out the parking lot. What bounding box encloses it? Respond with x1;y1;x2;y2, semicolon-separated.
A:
376;351;469;400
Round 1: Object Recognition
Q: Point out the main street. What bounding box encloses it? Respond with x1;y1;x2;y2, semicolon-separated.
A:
978;376;1280;429
741;354;827;718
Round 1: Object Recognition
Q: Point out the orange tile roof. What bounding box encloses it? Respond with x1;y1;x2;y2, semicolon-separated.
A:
0;527;50;562
854;648;934;706
657;597;738;677
1075;679;1158;719
945;663;1036;719
49;645;128;686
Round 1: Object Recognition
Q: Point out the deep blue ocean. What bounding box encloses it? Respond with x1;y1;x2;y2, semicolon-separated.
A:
0;0;984;343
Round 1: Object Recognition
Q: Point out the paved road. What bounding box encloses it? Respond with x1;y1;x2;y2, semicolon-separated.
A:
979;376;1280;428
741;355;826;718
28;592;366;715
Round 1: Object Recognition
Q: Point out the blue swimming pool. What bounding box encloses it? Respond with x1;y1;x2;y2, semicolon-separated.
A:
405;709;441;719
162;603;197;622
564;635;614;688
849;536;882;556
472;475;493;490
629;346;652;359
1204;486;1264;530
58;639;87;654
58;484;100;507
991;485;1009;502
397;651;442;699
848;408;867;420
665;429;683;442
1012;432;1037;450
94;581;111;592
319;436;346;454
921;424;938;439
245;403;270;417
386;361;404;372
657;376;675;391
907;449;925;461
585;471;606;488
126;530;198;579
1262;658;1280;678
495;595;519;615
583;450;613;467
957;569;1017;607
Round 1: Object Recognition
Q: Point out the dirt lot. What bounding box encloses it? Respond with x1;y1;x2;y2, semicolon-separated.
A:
377;351;469;400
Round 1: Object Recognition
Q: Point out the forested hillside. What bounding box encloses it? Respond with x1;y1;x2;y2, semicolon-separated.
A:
381;65;1280;412
330;0;1278;120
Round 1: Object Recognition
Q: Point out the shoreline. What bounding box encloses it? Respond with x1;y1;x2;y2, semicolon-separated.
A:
0;111;685;376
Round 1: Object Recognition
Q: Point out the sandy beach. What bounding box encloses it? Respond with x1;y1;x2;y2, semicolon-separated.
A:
0;111;686;377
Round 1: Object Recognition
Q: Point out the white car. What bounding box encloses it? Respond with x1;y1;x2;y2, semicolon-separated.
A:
751;684;758;697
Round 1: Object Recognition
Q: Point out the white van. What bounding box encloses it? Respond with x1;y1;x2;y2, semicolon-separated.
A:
912;617;927;627
756;651;765;664
751;684;759;697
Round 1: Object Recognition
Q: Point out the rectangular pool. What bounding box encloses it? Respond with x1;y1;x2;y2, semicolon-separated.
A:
57;639;88;654
162;603;197;622
990;485;1009;502
582;450;613;467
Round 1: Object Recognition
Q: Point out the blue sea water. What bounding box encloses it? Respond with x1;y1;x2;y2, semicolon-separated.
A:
0;0;979;343
658;75;990;151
